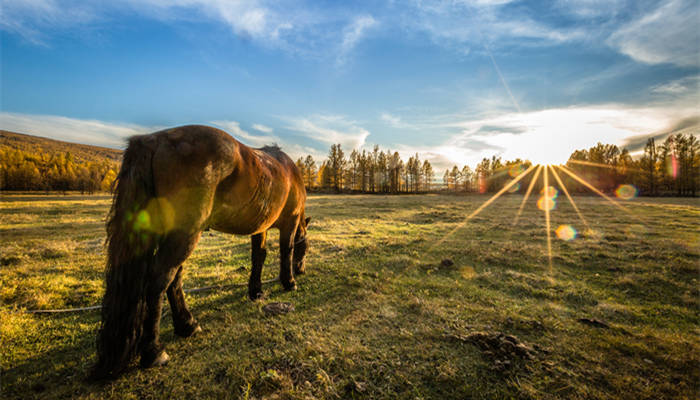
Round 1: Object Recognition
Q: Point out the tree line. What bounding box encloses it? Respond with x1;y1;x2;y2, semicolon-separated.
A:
438;133;698;197
296;133;698;196
295;144;435;193
0;146;118;193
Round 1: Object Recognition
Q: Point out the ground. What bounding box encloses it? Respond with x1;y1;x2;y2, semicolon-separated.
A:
1;193;698;399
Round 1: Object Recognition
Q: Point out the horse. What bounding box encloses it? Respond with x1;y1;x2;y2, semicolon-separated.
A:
90;125;310;379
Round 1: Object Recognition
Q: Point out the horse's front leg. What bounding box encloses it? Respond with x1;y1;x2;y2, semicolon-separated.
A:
248;231;267;300
279;222;298;291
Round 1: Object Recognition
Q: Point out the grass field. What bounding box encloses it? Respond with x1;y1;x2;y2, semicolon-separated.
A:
1;193;699;399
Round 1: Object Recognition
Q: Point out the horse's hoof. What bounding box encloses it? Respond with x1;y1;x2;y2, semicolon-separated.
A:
175;322;202;338
143;350;170;368
153;351;170;367
283;281;297;291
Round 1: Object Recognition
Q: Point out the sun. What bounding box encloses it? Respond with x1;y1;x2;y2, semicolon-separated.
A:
522;151;570;166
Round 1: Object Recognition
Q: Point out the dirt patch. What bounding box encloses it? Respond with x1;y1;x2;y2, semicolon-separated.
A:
577;317;609;329
448;331;547;372
263;302;295;316
0;256;22;266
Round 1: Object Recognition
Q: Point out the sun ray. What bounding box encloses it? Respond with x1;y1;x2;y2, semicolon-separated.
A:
429;164;536;252
557;165;629;213
543;165;553;272
514;164;542;225
550;165;590;230
568;159;643;173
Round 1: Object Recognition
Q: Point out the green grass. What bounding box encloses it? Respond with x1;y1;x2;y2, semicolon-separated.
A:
1;193;699;399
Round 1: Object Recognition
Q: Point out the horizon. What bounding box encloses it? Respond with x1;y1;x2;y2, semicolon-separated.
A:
1;0;698;170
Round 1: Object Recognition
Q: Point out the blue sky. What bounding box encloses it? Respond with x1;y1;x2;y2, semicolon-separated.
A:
1;0;698;169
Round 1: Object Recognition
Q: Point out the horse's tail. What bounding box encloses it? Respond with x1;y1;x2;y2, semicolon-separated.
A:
91;135;161;380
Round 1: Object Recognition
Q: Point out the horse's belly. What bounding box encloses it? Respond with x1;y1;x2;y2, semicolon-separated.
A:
208;197;286;236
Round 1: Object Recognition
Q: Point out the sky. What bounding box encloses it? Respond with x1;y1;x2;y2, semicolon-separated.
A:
1;0;698;170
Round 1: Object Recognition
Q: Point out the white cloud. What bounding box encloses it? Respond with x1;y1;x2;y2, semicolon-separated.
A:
0;111;155;148
650;76;700;95
405;0;584;53
210;120;325;161
607;0;699;67
252;123;274;133
0;0;98;45
555;0;629;18
380;112;404;128
285;114;370;150
336;15;377;66
210;120;280;147
1;0;320;53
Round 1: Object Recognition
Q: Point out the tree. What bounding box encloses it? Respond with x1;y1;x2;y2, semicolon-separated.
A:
327;144;346;192
422;160;433;191
303;155;317;190
642;138;657;195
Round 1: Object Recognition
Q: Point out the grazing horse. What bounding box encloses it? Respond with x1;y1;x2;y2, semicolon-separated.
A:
91;125;310;379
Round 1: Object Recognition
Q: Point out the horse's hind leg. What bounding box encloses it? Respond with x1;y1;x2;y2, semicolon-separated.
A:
248;231;267;300
279;220;299;291
167;266;201;337
140;231;201;368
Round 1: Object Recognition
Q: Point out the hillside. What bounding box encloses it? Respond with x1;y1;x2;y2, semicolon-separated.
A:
0;130;121;192
0;130;122;164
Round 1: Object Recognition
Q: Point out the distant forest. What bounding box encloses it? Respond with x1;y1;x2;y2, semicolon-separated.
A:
296;133;699;197
1;130;697;197
0;131;120;193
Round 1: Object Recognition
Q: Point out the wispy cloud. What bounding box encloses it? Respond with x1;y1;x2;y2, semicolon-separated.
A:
380;112;411;129
607;0;699;67
210;120;280;147
0;0;98;45
336;15;377;66
211;119;324;160
404;0;585;54
252;123;274;133
0;111;155;148
650;76;700;95
285;114;370;150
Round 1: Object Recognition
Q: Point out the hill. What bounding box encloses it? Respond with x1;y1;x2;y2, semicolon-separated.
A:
0;130;122;164
0;130;121;192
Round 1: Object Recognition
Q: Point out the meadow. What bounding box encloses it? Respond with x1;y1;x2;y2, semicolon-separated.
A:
1;193;698;399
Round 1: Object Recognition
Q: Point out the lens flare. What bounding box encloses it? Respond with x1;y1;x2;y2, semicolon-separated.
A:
615;184;637;200
555;225;577;241
507;182;521;193
537;196;556;211
541;185;558;199
134;210;151;231
508;164;525;178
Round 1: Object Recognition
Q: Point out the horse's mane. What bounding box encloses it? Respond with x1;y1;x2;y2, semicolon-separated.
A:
259;144;283;156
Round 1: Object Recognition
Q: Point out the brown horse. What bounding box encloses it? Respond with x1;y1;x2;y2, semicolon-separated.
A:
91;125;310;379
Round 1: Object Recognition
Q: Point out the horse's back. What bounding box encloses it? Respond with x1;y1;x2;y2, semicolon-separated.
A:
126;124;305;235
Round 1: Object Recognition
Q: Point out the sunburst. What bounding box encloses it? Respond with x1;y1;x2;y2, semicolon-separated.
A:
432;161;632;272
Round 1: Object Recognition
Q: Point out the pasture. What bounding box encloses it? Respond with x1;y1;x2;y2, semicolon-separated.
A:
1;193;698;399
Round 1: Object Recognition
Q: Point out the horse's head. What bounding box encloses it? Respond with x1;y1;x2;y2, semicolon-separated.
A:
293;216;311;275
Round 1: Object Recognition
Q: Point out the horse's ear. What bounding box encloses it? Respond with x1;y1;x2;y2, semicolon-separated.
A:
305;217;311;226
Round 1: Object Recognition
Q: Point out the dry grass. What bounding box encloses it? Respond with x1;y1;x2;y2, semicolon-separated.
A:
1;193;699;399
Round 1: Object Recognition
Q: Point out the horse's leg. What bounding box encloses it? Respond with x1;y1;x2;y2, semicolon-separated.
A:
167;265;201;337
248;231;267;300
140;231;201;368
279;220;299;291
